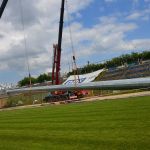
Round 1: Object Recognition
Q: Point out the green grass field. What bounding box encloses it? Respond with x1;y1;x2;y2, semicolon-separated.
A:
0;96;150;150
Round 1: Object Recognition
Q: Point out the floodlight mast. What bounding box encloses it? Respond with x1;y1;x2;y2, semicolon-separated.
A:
52;0;65;85
0;0;8;18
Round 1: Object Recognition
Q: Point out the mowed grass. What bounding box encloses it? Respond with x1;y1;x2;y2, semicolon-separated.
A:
0;96;150;150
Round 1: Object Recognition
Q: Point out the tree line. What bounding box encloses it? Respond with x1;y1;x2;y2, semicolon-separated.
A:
18;73;52;87
68;51;150;76
19;51;150;86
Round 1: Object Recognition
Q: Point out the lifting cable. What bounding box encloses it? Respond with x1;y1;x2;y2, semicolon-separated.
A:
66;0;80;86
19;0;32;87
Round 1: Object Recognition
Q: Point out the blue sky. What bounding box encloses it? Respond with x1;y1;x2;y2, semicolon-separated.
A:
73;0;150;61
0;0;150;83
78;0;150;39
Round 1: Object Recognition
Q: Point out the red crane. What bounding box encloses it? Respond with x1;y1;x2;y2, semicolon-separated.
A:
52;0;65;85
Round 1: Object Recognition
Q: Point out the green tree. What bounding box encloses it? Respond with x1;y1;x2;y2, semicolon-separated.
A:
18;77;37;87
18;73;52;87
67;50;150;76
37;73;51;83
141;51;150;60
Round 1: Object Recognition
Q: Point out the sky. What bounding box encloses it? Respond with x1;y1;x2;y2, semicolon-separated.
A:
0;0;150;83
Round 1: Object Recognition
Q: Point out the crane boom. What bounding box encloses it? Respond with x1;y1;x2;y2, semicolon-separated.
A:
0;0;8;18
52;0;65;85
58;0;65;51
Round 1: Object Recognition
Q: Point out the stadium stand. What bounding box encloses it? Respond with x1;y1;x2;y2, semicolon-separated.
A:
97;60;150;81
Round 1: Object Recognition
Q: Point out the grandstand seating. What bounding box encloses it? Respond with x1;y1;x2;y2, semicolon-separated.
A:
98;60;150;81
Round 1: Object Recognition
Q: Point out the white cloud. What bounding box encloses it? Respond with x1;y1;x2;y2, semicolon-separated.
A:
126;9;150;21
61;16;149;65
0;0;93;75
126;12;141;20
0;0;150;82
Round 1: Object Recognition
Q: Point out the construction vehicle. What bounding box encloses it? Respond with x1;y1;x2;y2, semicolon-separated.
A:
43;91;77;103
43;0;85;103
48;0;69;101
